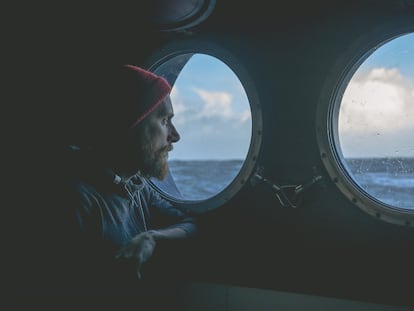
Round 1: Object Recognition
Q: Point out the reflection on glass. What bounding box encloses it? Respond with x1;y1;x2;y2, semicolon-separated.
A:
153;54;252;200
338;33;414;209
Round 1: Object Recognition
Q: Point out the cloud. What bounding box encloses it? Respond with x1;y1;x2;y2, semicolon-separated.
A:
193;87;252;124
193;87;233;119
170;87;188;125
240;110;251;123
172;86;251;124
169;85;252;160
339;67;414;157
339;67;414;134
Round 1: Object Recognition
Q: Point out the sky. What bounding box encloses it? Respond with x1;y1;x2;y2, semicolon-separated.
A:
169;54;251;160
167;33;413;160
339;33;414;158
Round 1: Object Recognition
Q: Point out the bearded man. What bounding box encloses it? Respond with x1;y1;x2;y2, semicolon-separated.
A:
65;64;197;290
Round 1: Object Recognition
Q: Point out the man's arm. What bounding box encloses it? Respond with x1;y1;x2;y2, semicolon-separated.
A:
147;226;189;240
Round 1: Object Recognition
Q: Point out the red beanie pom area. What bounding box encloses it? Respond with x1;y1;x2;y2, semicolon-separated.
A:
124;64;172;128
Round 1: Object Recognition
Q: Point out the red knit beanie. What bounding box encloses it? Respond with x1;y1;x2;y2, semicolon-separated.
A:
123;64;171;128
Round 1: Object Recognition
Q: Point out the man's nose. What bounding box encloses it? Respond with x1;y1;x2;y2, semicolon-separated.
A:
169;124;180;143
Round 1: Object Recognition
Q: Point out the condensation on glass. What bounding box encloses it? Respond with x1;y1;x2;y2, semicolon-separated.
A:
338;33;414;210
151;53;252;201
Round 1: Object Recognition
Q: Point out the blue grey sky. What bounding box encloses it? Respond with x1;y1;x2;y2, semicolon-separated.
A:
170;54;251;160
360;33;414;79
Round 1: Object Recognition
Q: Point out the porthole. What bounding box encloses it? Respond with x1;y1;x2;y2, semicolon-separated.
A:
317;23;414;226
143;41;262;212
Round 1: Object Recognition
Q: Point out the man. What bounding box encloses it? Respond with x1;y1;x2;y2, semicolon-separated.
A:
64;64;197;290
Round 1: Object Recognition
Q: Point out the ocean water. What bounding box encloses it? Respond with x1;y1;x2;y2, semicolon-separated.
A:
168;159;243;200
344;157;414;209
166;158;413;209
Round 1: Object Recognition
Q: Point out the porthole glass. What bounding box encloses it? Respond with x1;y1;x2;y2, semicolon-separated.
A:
338;33;414;210
317;27;414;226
145;44;262;211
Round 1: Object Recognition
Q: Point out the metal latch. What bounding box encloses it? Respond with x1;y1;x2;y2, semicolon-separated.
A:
251;166;323;208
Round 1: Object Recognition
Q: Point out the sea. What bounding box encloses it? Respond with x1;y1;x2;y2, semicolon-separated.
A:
344;157;414;209
168;159;243;200
166;158;414;209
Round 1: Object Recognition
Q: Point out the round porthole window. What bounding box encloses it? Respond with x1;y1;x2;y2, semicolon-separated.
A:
317;27;414;226
143;41;262;212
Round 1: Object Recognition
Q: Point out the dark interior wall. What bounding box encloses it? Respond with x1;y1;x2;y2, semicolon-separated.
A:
141;1;414;308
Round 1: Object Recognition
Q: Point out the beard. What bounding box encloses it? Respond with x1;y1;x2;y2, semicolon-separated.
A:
139;137;169;180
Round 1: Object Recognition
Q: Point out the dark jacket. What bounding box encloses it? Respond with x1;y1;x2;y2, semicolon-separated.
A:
57;148;197;291
75;171;197;251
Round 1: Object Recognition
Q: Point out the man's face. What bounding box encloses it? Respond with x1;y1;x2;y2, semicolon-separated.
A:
136;95;180;180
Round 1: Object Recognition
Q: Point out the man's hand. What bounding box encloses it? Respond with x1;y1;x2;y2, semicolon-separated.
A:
115;231;156;279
